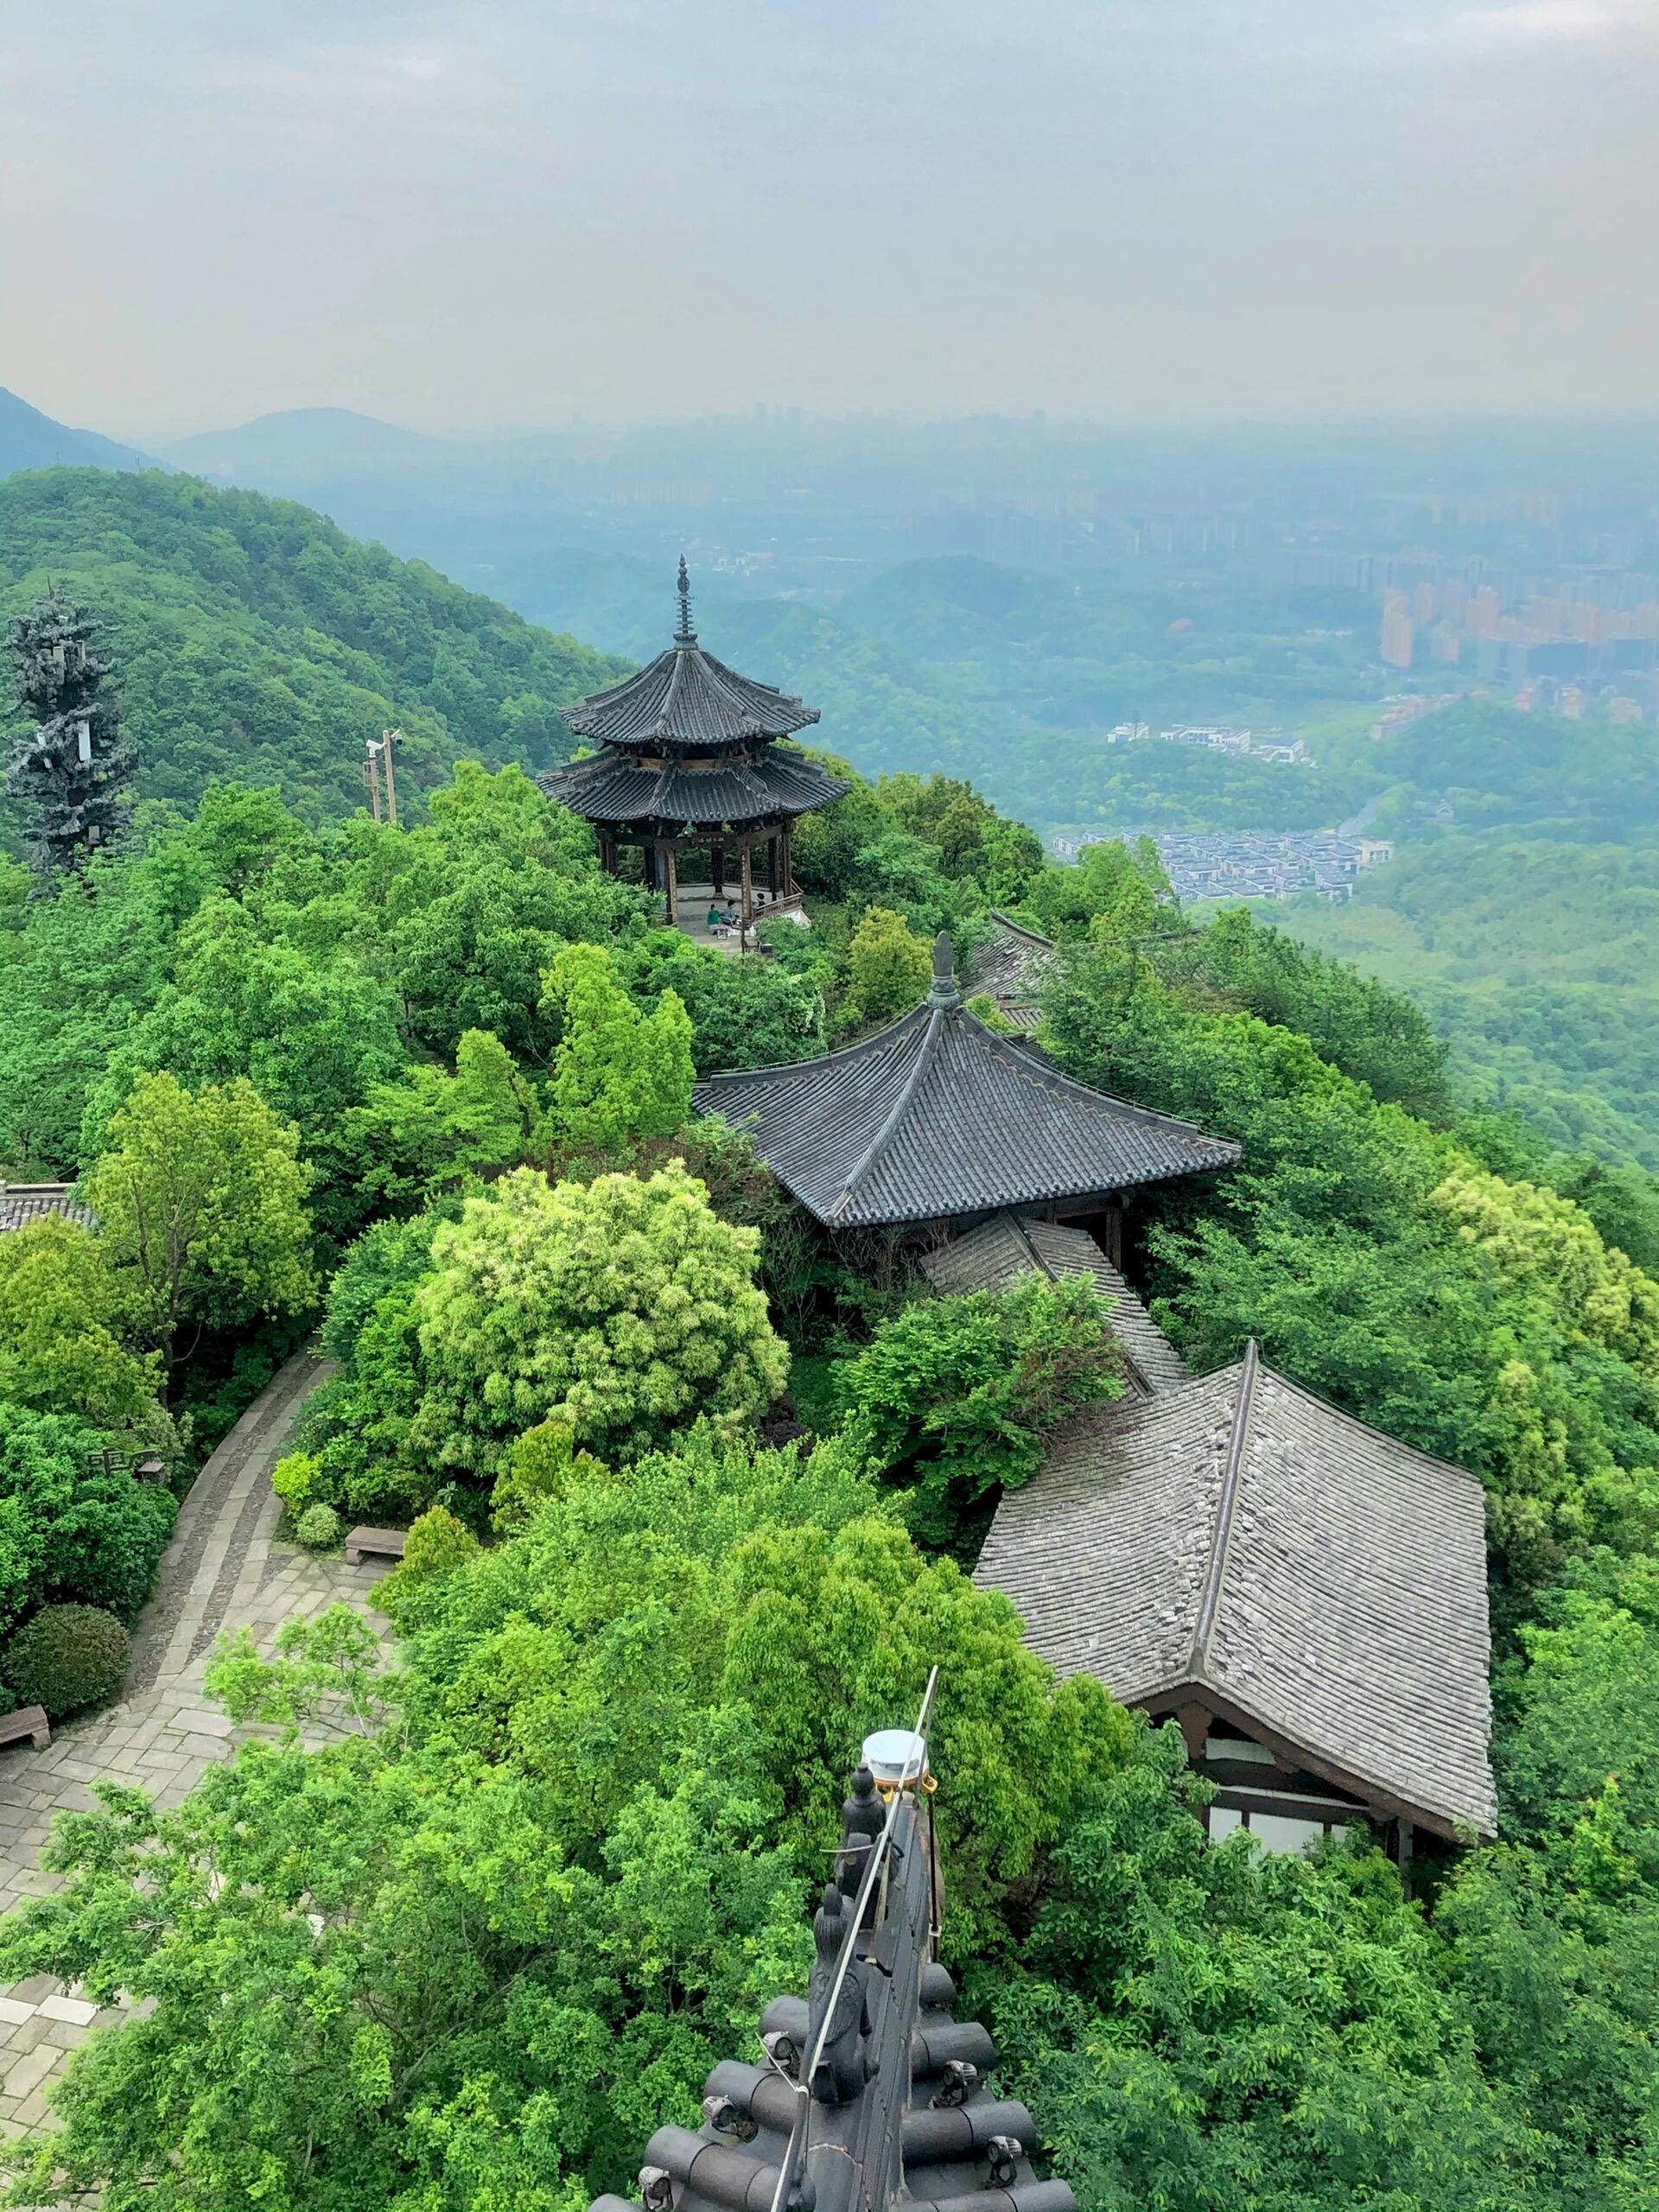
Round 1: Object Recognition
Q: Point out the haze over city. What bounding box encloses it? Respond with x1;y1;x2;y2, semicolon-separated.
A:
7;0;1659;437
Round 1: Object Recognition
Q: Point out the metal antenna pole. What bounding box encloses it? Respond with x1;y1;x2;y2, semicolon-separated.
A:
365;737;383;822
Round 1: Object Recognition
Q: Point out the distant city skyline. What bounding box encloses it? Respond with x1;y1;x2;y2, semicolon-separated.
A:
6;1;1657;439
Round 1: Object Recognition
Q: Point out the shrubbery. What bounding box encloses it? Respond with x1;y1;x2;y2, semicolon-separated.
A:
0;1405;178;1637
2;1604;130;1719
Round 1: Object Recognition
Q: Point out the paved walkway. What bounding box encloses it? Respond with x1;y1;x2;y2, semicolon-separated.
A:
0;1352;394;2136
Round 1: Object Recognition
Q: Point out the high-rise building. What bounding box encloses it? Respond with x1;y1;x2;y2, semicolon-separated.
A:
1413;582;1439;627
1381;590;1414;670
1470;586;1501;637
1428;622;1462;664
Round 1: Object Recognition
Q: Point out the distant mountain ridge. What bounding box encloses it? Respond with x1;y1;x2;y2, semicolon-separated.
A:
0;388;156;479
158;407;451;486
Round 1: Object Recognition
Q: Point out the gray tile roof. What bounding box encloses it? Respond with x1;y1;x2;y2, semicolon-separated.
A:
974;1343;1497;1838
920;1212;1189;1395
0;1183;95;1234
693;948;1240;1229
966;913;1055;1003
541;744;847;830
560;588;820;752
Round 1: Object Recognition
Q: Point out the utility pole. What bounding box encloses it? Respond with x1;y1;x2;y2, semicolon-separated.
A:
365;734;384;822
380;727;402;826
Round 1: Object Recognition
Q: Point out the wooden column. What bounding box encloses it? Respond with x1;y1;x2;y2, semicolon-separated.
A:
767;831;779;895
642;843;658;892
740;840;753;927
663;842;680;928
711;842;725;896
780;823;793;896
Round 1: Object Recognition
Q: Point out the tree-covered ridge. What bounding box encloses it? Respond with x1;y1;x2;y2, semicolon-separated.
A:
0;470;627;822
8;619;1659;2203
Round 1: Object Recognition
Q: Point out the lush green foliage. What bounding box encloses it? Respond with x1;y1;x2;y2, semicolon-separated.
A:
0;469;626;822
837;1276;1125;1550
2;1603;131;1719
539;942;693;1151
0;1407;177;1639
82;1071;317;1375
0;1218;159;1425
0;1431;1125;2211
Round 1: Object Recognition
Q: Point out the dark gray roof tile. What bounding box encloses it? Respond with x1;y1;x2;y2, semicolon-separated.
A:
974;1347;1497;1839
694;994;1239;1229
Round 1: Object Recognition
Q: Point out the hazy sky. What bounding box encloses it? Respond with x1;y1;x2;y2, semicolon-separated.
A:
5;1;1657;436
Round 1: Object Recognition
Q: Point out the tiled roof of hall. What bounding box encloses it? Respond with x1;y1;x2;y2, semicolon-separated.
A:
540;744;847;830
692;933;1241;1230
559;557;822;753
973;1342;1497;1840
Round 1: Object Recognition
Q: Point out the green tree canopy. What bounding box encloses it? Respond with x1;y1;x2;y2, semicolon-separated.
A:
80;1071;317;1378
410;1162;788;1472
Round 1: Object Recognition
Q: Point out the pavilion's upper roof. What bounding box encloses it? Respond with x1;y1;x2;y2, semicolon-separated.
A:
541;744;847;831
560;559;821;753
974;1343;1497;1839
693;935;1239;1229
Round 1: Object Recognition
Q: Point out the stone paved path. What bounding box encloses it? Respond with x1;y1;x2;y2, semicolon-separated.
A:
0;1352;395;2136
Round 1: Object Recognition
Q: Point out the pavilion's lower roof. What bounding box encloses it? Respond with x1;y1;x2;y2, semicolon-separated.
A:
693;991;1240;1228
540;745;847;831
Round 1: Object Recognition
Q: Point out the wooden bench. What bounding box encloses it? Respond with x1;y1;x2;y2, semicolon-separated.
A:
345;1526;408;1567
0;1706;50;1751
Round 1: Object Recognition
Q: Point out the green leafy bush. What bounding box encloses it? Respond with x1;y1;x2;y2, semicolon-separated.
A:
270;1452;321;1515
378;1504;480;1628
836;1275;1124;1551
2;1604;130;1718
294;1504;342;1552
0;1404;178;1634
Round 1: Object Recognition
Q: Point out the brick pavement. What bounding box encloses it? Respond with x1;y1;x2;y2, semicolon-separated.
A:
0;1352;395;2137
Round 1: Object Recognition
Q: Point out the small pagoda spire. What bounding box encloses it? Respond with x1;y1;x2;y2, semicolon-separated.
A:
674;555;696;645
927;930;961;1008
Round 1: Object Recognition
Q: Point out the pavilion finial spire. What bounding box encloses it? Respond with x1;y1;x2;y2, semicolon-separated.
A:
927;930;961;1007
674;555;696;645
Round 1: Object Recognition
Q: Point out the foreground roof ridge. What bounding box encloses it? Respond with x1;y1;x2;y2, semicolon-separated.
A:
1188;1340;1259;1675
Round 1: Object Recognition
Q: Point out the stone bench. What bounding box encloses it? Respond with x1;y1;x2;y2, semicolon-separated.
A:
344;1527;407;1567
0;1706;50;1751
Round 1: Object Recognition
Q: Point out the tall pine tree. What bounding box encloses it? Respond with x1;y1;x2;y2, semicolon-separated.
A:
4;588;135;880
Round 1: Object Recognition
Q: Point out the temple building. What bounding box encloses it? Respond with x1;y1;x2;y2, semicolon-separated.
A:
541;560;848;930
974;1342;1497;1862
692;933;1238;1255
591;1708;1077;2212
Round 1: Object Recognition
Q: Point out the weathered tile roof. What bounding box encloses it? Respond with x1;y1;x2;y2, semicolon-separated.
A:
560;563;821;752
920;1212;1190;1396
694;936;1239;1230
542;745;847;830
0;1183;95;1234
966;912;1054;1004
974;1343;1497;1839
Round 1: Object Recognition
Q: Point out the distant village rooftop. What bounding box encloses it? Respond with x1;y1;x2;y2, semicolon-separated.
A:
693;934;1240;1230
975;1342;1497;1845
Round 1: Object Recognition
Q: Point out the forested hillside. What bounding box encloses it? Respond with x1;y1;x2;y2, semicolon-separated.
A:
6;501;1659;2209
0;470;624;821
1286;700;1659;1169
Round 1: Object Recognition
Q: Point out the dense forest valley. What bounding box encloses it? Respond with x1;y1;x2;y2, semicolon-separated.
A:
5;463;1659;2209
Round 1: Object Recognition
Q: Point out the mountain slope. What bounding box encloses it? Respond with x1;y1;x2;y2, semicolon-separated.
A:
0;388;154;478
0;468;626;821
160;407;451;486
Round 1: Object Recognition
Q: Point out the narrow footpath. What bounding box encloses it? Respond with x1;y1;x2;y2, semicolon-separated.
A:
0;1352;395;2136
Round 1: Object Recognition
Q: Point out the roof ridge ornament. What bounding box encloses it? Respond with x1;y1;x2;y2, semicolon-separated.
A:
927;931;961;1008
675;554;696;646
